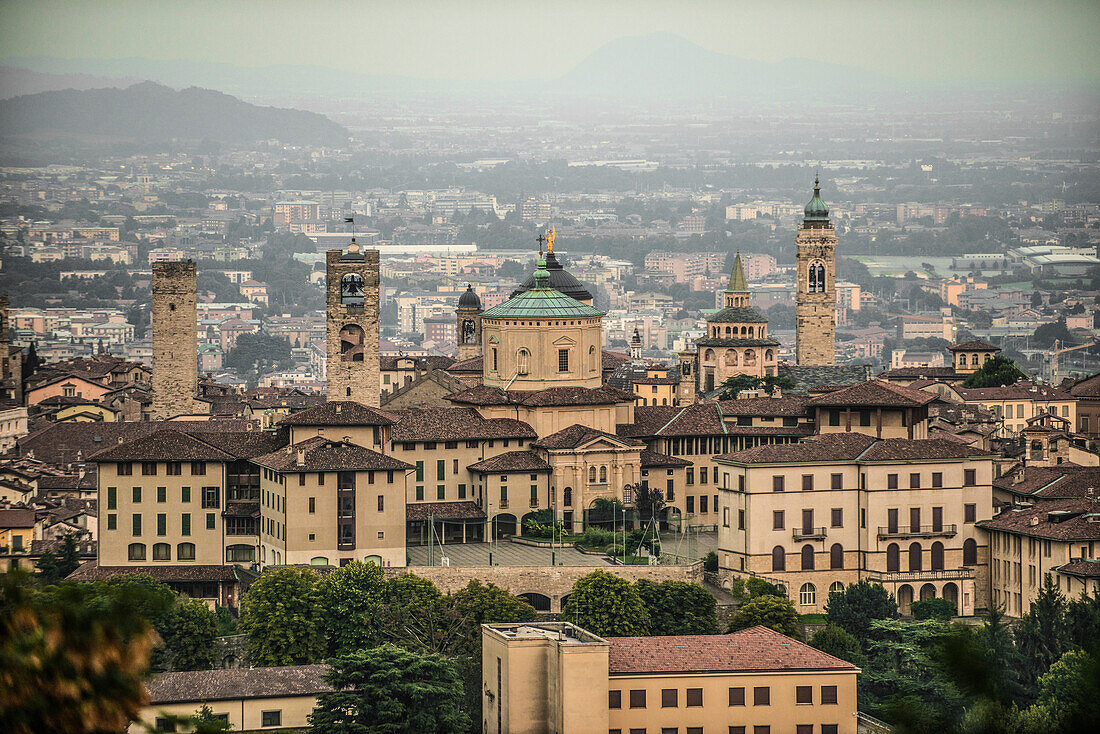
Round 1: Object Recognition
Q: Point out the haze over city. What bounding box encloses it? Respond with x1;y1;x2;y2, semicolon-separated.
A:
0;2;1098;734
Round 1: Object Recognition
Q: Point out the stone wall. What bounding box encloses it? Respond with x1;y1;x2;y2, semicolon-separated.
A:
151;261;200;419
385;562;704;613
326;248;380;406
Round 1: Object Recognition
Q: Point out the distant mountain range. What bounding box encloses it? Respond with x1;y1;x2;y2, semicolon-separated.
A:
0;81;347;145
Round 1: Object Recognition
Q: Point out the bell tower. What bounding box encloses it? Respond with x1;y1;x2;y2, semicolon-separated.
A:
795;177;837;366
455;284;483;362
326;238;380;405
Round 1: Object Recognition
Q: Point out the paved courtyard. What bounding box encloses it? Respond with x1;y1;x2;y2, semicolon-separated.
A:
407;531;718;568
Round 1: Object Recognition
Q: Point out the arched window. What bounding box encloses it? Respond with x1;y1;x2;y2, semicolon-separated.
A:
340;273;366;304
801;544;815;570
589;345;596;370
177;542;195;561
226;544;255;563
830;543;844;570
963;538;977;566
661;398;667;405
516;349;530;375
931;542;945;571
772;545;786;572
599;466;607;483
747;327;754;337
152;543;171;561
909;542;922;572
725;350;738;366
809;262;818;292
829;581;844;596
887;543;899;572
971;354;978;366
339;324;366;362
765;349;774;362
310;556;330;566
703;349;715;362
588;466;597;483
725;326;731;336
345;387;351;397
744;349;756;366
127;543;146;561
563;487;572;507
815;263;826;292
799;583;816;606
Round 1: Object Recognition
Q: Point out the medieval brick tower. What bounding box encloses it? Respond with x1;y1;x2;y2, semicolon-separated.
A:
455;284;483;362
326;240;381;406
795;177;837;366
0;295;22;404
152;261;199;419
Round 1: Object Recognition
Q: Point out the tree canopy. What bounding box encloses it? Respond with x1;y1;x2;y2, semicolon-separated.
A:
320;561;387;656
961;354;1028;388
824;580;899;641
563;570;650;637
240;567;325;667
727;594;799;637
634;579;718;636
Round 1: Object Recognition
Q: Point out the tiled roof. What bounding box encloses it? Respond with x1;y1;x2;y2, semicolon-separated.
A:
879;367;961;380
949;339;1000;352
0;508;36;528
695;336;780;348
640;450;693;469
633;376;680;386
807;379;939;408
468;451;552;474
717;396;810;417
254;437;412;472
277;401;394;427
534;424;645;450
602;350;632;371
379;355;455;371
188;431;287;459
778;364;873;393
447;385;634;408
89;430;237;463
994;466;1100;500
978;498;1100;541
716;433;877;464
1054;559;1100;578
145;664;333;704
657;404;728;436
390;407;536;442
617;406;682;438
446;356;483;373
704;306;769;324
1069;373;1100;398
608;626;858;675
955;381;1073;402
66;561;248;582
405;501;486;521
858;438;991;462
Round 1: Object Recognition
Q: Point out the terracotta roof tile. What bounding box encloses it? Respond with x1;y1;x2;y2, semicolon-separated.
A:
640;450;692;469
534;424;644;450
955;381;1073;402
254;437;412;472
390;408;536;442
1054;559;1100;578
405;501;486;521
468;451;552;474
978;497;1100;541
608;626;858;675
716;433;877;464
277;401;394;427
717;396;811;417
807;379;938;408
145;664;333;704
949;339;1000;352
66;561;249;583
89;430;237;463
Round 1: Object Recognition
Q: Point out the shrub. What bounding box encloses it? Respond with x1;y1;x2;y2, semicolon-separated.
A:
911;597;957;621
607;543;625;558
582;527;613;548
704;551;718;572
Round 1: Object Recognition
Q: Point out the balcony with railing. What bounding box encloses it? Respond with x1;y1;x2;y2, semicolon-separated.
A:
868;568;974;583
877;524;957;540
792;527;827;541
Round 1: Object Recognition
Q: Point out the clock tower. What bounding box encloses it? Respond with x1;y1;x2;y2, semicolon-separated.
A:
455;284;483;362
326;238;381;405
795;177;837;366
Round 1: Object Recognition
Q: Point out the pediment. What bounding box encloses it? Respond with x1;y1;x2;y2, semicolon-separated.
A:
487;335;499;344
552;335;577;346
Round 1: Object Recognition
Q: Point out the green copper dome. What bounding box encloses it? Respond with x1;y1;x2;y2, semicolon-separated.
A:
726;251;748;292
482;258;605;319
804;176;830;222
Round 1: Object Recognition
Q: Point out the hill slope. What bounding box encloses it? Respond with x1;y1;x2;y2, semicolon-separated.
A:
0;81;347;145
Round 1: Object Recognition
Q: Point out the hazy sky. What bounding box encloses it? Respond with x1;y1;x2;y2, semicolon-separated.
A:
1;0;1097;83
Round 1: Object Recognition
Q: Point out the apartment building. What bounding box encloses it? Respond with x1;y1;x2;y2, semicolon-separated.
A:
482;622;859;734
951;382;1077;436
716;432;995;615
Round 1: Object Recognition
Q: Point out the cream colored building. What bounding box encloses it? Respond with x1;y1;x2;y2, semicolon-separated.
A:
948;339;1000;373
949;381;1077;436
482;622;859;734
716;432;995;615
131;664;330;733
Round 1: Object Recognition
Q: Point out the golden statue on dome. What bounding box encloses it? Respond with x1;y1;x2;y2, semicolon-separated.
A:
545;226;555;254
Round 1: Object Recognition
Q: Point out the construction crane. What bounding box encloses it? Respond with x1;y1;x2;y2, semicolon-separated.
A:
1046;339;1099;383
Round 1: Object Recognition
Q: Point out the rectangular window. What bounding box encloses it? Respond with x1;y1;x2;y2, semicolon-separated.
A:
686;468;694;485
415;462;424;481
753;686;769;705
932;472;943;488
964;468;976;486
318;472;325;485
437;460;445;480
797;727;813;734
910;472;921;489
738;475;745;492
730;729;746;734
182;486;191;503
831;473;842;489
609;690;621;709
629;689;646;708
157;486;166;503
181;514;191;536
821;685;838;704
888;508;898;533
772;475;784;492
299;473;306;486
191;461;206;476
117;462;132;476
500;486;508;503
107;513;117;530
822;727;839;734
910;507;921;533
202;486;220;509
107;486;117;510
773;510;785;530
166;462;181;476
887;473;898;489
686;688;702;707
133;486;142;503
829;409;840;426
378;495;384;512
416;486;424;501
687;496;695;514
662;688;678;707
831;508;843;527
932;506;943;532
558;348;569;372
738;509;745;530
206;513;215;530
802;474;814;491
142;462;157;476
132;513;141;537
796;686;812;704
308;497;315;513
754;728;770;734
723;507;730;527
437;485;445;500
965;503;976;523
261;711;281;727
459;484;466;499
729;687;745;706
700;495;709;513
701;467;708;484
157;514;166;536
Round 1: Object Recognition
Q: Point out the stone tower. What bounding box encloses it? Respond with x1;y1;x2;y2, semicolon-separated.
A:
455;284;483;362
326;240;381;406
676;350;696;405
795;177;837;366
152;261;199;419
0;295;22;404
630;328;643;361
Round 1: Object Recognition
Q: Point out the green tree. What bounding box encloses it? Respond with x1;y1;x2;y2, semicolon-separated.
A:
911;597;957;621
825;580;898;643
1065;590;1100;650
0;570;160;734
730;576;785;602
563;570;650;637
810;624;863;665
1033;317;1078;349
1014;574;1070;692
308;645;470;734
163;599;218;671
1023;648;1100;733
223;332;293;377
321;561;387;656
240;567;324;666
631;483;667;526
728;595;799;637
716;373;794;400
34;534;82;584
634;580;718;635
961;354;1028;388
451;580;536;642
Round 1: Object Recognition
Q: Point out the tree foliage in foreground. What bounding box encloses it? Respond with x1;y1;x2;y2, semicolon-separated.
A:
240;566;325;666
825;580;899;642
728;594;799;637
635;579;718;635
563;570;650;637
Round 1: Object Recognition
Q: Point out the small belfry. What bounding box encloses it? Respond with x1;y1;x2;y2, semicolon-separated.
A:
326;234;381;405
795;176;838;366
455;284;483;362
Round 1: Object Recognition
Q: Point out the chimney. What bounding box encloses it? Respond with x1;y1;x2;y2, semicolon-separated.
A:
335;404;343;414
296;448;306;467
